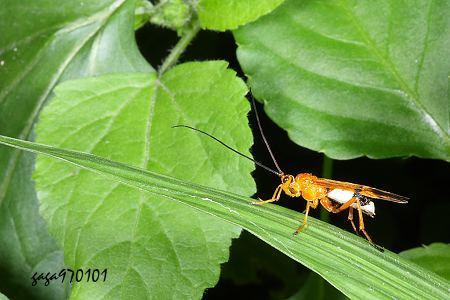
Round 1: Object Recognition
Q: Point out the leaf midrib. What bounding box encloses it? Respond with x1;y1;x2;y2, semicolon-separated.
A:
68;86;147;267
248;37;443;145
119;79;157;299
0;0;129;208
342;2;448;141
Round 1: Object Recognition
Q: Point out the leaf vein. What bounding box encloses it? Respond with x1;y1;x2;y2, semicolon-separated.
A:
341;2;447;140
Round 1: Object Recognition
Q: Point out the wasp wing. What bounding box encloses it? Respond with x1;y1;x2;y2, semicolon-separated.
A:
313;178;408;203
360;187;409;203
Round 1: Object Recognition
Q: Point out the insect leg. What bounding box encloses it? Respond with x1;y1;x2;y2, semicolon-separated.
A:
251;184;282;205
321;197;359;235
356;200;372;242
348;207;358;234
294;202;310;235
334;197;358;213
319;197;337;212
356;200;383;251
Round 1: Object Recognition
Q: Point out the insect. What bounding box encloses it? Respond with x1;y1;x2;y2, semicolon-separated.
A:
174;98;408;249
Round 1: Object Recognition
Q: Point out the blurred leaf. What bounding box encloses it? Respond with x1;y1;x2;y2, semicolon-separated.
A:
234;0;450;160
0;0;150;298
198;0;285;31
0;136;449;299
135;0;194;33
400;243;450;280
288;272;347;300
150;0;191;31
34;61;254;298
134;0;154;29
0;292;8;300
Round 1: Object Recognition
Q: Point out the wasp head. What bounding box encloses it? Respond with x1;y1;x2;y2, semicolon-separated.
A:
281;174;301;197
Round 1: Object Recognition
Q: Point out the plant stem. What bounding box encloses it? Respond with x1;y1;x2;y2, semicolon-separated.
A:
158;20;201;76
320;155;333;222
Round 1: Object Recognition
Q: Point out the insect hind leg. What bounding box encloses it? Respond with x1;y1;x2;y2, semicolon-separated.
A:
347;207;358;235
356;199;384;252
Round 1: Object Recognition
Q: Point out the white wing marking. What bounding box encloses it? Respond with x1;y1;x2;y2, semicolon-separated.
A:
327;189;353;203
327;189;376;217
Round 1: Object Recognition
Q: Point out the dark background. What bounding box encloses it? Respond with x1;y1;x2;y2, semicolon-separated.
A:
136;25;450;299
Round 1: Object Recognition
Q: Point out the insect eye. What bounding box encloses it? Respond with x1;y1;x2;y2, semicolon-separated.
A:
283;177;289;183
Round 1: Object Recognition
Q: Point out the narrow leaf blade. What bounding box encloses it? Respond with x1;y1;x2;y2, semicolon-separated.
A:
0;135;448;299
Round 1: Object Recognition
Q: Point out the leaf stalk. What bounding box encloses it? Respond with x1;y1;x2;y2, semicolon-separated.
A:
158;20;201;76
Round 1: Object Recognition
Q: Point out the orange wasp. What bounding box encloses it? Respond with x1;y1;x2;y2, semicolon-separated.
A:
174;98;408;249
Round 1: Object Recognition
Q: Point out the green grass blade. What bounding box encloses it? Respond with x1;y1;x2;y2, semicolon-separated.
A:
0;135;449;299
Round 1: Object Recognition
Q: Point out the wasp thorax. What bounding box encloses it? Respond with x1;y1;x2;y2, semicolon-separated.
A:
296;173;324;201
296;173;315;189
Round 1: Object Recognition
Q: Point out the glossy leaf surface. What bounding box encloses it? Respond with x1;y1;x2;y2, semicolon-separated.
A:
235;0;450;160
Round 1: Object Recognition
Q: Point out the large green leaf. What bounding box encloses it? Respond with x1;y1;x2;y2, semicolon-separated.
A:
33;61;254;298
0;0;150;298
197;0;285;31
234;0;450;160
400;243;450;281
0;136;449;299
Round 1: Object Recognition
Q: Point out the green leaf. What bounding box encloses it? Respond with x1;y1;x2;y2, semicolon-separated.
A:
33;61;254;298
198;0;285;31
0;292;9;300
0;137;449;299
400;243;450;281
0;0;150;298
234;0;450;160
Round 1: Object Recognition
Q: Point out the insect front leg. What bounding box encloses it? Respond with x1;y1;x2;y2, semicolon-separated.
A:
251;184;282;205
294;201;314;235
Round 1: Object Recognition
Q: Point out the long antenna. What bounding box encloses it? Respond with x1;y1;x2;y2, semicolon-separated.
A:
172;125;282;177
250;96;283;175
